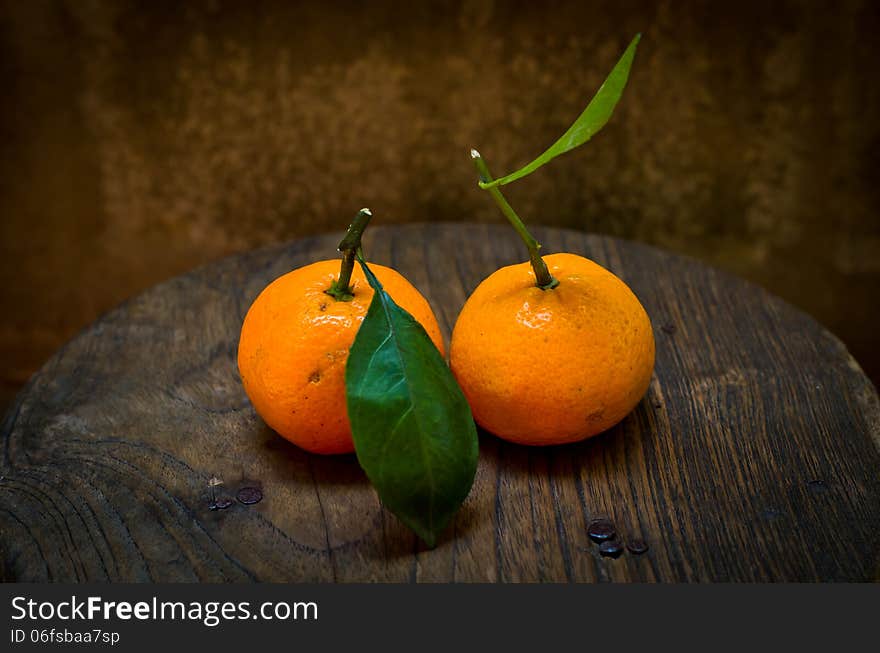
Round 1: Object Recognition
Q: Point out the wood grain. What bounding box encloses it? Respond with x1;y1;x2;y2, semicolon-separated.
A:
1;224;878;582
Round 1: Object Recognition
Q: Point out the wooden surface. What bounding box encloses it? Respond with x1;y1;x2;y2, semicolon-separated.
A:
1;224;878;582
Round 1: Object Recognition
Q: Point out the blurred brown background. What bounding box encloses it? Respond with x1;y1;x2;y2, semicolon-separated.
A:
1;0;878;412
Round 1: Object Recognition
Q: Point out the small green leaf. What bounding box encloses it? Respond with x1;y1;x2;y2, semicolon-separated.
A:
479;33;641;189
345;258;479;547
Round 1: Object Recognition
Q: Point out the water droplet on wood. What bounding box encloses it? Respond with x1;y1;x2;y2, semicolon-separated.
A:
627;539;649;555
588;519;616;542
210;497;233;511
599;540;623;558
237;486;263;505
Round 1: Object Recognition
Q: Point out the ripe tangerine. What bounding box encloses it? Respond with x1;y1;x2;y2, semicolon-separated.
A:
238;259;444;454
450;252;654;445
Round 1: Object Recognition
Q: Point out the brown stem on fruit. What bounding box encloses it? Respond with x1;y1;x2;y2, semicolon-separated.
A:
326;208;372;301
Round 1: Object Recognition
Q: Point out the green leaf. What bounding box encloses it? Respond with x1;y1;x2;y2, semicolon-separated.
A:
345;258;479;547
479;33;641;189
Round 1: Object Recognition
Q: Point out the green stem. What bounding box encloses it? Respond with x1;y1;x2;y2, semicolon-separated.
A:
326;208;373;301
470;149;559;290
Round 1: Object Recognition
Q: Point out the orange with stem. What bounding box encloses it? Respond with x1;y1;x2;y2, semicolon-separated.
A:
449;152;655;445
238;209;445;454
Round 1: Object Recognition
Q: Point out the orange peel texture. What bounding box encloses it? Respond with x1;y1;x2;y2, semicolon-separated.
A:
237;260;445;454
450;253;654;445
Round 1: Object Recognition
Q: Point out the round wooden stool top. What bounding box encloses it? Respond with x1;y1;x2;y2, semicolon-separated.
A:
2;224;878;582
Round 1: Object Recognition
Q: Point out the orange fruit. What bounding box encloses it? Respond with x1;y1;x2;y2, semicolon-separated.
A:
238;259;445;454
450;252;654;445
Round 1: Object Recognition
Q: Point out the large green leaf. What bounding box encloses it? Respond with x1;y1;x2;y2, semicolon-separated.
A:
345;258;478;547
480;33;641;189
